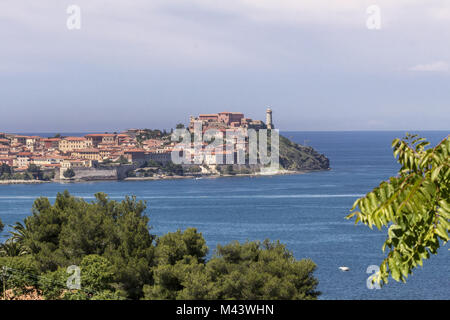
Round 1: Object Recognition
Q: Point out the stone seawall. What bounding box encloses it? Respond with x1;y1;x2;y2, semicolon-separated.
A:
0;180;50;184
57;164;137;181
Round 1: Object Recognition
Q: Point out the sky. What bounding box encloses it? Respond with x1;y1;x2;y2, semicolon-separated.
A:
1;0;449;132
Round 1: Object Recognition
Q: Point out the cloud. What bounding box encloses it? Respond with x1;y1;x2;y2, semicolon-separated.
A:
0;0;448;75
409;61;449;72
1;1;450;130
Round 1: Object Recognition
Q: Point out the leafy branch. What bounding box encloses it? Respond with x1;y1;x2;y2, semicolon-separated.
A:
346;134;449;285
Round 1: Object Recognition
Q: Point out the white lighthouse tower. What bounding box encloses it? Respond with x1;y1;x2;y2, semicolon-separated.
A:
266;107;274;129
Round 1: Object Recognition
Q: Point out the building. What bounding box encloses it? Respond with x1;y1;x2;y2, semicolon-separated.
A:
71;148;102;161
190;109;271;131
147;152;171;164
41;138;61;149
59;137;92;152
0;156;14;166
11;135;29;145
61;159;94;169
218;112;244;126
198;114;219;122
124;149;146;163
13;152;32;168
266;107;274;129
85;134;118;147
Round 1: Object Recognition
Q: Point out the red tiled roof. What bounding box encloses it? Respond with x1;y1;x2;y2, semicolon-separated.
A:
85;134;117;137
72;148;99;153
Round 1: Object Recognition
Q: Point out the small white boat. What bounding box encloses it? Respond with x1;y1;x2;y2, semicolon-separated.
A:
339;266;350;272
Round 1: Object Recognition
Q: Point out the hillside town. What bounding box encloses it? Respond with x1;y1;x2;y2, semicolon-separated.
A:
0;109;277;182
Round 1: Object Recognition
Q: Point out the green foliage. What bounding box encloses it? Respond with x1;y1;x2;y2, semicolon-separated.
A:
0;163;12;178
278;135;329;171
147;160;162;168
126;170;136;177
163;161;184;176
206;240;320;300
27;164;44;180
27;172;34;180
185;166;202;174
38;255;121;300
225;165;235;175
80;255;115;293
347;134;449;285
237;167;251;175
0;239;29;257
38;267;70;300
144;237;320;300
154;228;208;265
21;191;154;298
144;255;210;300
63;168;75;179
2;192;320;300
136;129;166;143
42;171;55;181
116;155;129;165
0;255;40;297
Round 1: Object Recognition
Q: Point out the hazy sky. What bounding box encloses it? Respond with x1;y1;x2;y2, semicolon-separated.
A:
1;0;450;132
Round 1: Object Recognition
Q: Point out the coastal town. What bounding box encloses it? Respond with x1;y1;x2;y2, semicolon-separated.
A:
0;109;283;182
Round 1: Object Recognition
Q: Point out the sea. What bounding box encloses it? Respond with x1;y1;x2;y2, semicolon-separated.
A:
0;131;448;300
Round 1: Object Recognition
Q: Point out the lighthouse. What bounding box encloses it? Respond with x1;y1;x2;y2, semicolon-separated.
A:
266;107;274;129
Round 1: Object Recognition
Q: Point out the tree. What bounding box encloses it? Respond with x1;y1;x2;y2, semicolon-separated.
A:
116;156;129;165
176;123;185;129
185;166;202;174
27;164;39;173
0;255;40;298
143;228;209;299
5;222;31;257
22;191;155;299
42;171;55;181
27;164;43;180
0;239;28;257
63;168;75;179
0;218;4;232
225;165;235;175
347;134;449;285
79;255;115;293
205;240;320;300
0;163;12;177
163;161;183;176
154;228;208;266
143;234;320;300
3;192;321;300
42;254;121;299
143;160;162;168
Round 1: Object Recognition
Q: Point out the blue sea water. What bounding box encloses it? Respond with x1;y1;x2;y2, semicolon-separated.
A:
0;131;448;299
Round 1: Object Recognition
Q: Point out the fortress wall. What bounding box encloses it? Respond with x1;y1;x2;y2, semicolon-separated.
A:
58;164;137;181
